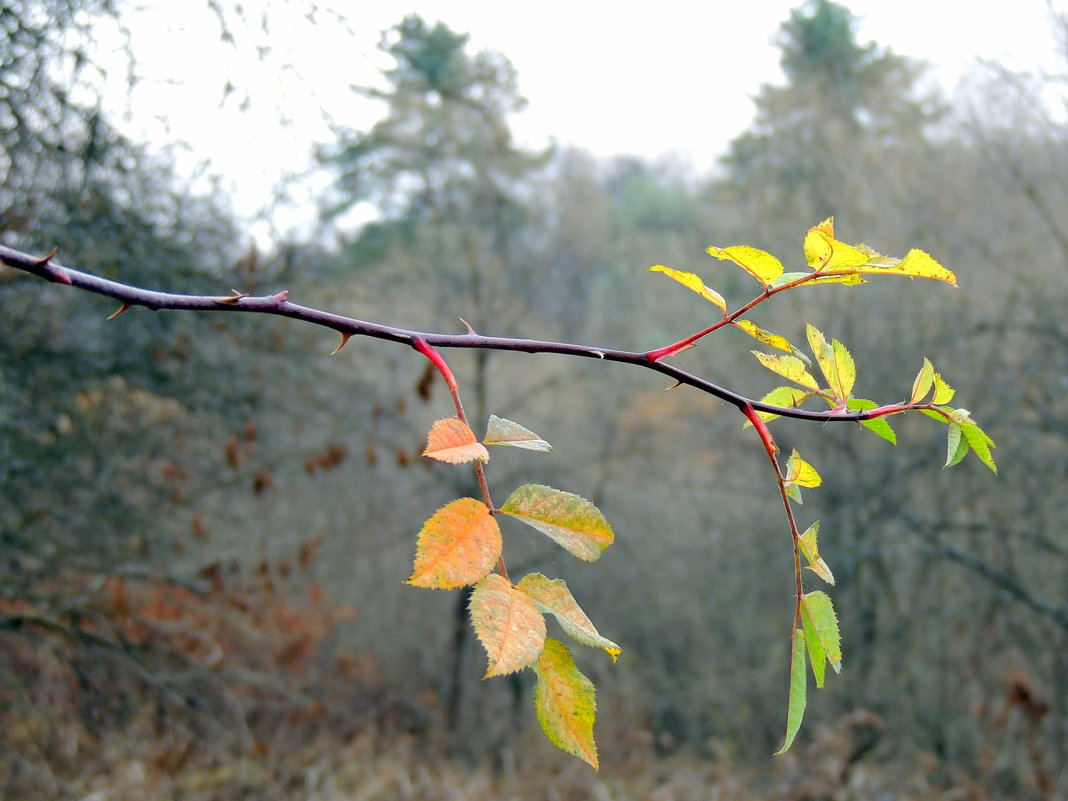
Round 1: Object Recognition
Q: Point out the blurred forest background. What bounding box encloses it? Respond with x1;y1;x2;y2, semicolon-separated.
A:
2;1;1067;799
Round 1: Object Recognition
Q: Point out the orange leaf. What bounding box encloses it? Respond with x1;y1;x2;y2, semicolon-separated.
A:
470;573;546;677
423;417;489;464
406;498;501;589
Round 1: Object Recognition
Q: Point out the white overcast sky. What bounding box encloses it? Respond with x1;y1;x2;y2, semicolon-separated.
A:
106;1;1067;240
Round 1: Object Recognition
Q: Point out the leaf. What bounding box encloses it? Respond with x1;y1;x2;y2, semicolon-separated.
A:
805;325;855;399
786;450;822;488
847;398;897;445
745;386;813;426
648;265;727;312
775;629;807;755
751;352;820;391
803;219;957;285
470;573;547;677
483;414;553;453
500;484;614;562
932;374;956;405
803;222;869;271
706;245;784;286
801;591;842;673
798;520;835;585
961;422;998;474
800;604;827;688
533;638;599;769
518;573;621;660
406;498;502;589
423;417;490;464
945;423;966;467
910;358;935;404
768;271;866;288
734;320;794;353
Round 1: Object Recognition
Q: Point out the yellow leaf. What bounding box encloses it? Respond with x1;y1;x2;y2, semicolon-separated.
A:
787;449;822;488
423;417;489;464
751;352;820;391
706;245;784;286
734;320;793;353
406;498;501;589
518;573;621;660
470;573;547;677
805;324;855;400
534;638;599;769
804;226;870;271
501;485;614;562
648;265;727;312
798;521;835;585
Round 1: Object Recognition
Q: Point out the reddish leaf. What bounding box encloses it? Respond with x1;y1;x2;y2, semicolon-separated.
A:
423;417;489;464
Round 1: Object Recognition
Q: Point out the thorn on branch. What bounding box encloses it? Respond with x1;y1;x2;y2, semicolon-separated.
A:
34;247;58;267
458;317;477;336
272;290;289;306
106;303;132;320
215;289;248;305
330;333;352;355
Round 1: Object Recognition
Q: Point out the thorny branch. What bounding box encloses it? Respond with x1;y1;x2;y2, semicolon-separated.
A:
1;243;899;426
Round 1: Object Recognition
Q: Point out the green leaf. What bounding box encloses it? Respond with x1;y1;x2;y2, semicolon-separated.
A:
518;573;621;660
500;484;614;562
798;520;835;585
801;591;842;673
470;573;547;677
734;320;794;353
910;358;935;404
800;604;827;688
847;398;897;445
961;422;997;474
706;244;785;286
407;498;502;589
775;629;807;755
945;423;966;467
534;638;599;769
483;414;553;453
768;271;866;288
648;265;727;312
751;352;820;391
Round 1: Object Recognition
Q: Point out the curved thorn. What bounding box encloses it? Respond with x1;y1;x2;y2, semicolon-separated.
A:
458;317;477;335
106;302;132;320
330;332;352;355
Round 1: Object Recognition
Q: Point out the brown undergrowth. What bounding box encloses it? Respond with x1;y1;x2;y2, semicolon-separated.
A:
0;571;1055;801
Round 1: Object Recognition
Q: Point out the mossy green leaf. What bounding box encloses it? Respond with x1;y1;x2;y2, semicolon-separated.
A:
534;638;599;769
483;414;552;452
775;629;807;755
501;484;614;562
518;573;621;661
